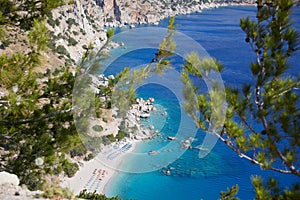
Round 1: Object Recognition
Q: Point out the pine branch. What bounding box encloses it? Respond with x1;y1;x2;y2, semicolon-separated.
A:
0;108;73;126
215;129;298;175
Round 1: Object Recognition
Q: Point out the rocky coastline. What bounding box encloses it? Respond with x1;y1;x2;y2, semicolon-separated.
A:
92;74;159;141
47;0;256;63
3;1;254;195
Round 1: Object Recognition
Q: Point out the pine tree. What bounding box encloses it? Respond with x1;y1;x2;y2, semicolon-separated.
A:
0;0;64;29
0;0;81;191
181;0;300;198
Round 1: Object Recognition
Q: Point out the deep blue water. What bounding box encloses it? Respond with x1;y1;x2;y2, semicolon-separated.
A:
102;6;300;200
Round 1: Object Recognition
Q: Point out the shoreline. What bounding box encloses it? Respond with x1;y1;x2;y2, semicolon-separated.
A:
62;3;258;196
101;140;141;194
100;139;141;194
47;1;256;62
62;94;158;195
61;139;140;195
105;1;256;27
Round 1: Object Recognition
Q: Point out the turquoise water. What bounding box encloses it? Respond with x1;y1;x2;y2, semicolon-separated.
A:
103;6;300;200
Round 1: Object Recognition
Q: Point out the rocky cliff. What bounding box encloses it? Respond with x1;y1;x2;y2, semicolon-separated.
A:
47;0;256;63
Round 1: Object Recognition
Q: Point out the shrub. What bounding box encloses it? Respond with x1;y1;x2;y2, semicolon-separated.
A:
70;145;87;157
48;40;56;51
102;134;115;145
55;19;60;26
116;131;127;141
92;125;103;132
47;18;56;28
82;44;88;50
66;18;78;28
80;28;86;35
41;183;74;199
62;160;79;177
77;189;121;199
68;0;75;5
47;15;60;28
65;58;74;66
84;153;94;161
55;45;68;55
53;165;63;175
106;28;114;39
106;17;114;23
2;39;11;47
68;36;78;46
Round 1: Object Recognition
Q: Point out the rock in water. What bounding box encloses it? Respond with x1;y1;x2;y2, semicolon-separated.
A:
149;125;154;130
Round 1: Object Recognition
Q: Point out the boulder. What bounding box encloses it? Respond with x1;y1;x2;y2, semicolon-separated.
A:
108;75;115;80
149;125;154;130
0;171;19;186
140;113;150;118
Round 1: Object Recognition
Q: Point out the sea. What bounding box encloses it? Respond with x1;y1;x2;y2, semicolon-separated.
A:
99;6;300;200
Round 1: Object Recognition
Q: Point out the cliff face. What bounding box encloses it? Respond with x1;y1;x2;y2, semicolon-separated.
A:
47;0;256;63
93;0;256;25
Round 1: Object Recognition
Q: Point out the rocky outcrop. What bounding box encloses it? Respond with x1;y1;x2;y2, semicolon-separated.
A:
96;0;256;25
125;97;159;139
0;171;44;200
47;0;256;63
46;0;108;62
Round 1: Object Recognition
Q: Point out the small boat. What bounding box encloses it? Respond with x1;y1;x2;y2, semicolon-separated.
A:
167;136;177;140
148;150;159;155
194;145;209;152
163;169;171;175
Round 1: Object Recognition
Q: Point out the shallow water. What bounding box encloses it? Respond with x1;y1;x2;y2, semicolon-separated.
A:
102;6;300;200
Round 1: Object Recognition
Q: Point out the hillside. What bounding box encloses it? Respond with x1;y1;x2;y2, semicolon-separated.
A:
45;0;256;63
0;0;256;199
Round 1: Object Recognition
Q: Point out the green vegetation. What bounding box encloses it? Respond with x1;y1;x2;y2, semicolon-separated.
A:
102;134;116;144
70;144;87;158
47;14;60;28
106;28;115;39
56;44;69;56
62;160;79;178
219;185;239;200
77;189;121;199
68;36;78;46
29;19;49;52
1;39;11;47
0;57;81;188
66;18;78;28
0;0;299;199
116;130;127;141
85;153;94;161
0;0;64;30
92;125;104;132
82;44;88;50
179;0;300;198
0;0;88;193
40;182;74;199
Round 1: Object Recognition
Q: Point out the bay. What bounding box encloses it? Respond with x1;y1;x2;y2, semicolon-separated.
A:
103;6;300;200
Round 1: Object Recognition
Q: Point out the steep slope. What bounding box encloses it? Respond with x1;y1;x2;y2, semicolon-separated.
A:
47;0;256;62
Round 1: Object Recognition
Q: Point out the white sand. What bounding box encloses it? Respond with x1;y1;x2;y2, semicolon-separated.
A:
61;140;139;195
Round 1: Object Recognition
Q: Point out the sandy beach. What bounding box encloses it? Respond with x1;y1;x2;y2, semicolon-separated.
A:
61;95;158;195
61;139;140;195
